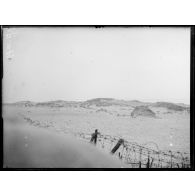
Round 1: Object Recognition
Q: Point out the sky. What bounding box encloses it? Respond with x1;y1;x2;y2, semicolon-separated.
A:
3;27;190;104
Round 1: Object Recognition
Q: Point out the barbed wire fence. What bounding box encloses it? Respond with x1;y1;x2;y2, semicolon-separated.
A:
73;132;190;168
21;115;190;168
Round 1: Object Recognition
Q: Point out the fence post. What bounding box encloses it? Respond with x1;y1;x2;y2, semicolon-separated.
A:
146;152;150;168
169;151;173;168
111;139;124;154
139;147;142;168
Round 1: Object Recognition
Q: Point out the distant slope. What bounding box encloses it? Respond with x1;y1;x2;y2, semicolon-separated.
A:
153;102;189;111
35;100;80;108
3;99;189;112
4;100;80;108
5;101;36;107
131;106;156;118
81;98;149;108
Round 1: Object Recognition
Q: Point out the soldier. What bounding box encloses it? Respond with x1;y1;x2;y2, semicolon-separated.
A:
90;129;100;145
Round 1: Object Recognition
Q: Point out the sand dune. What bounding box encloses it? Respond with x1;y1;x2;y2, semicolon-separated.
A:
3;98;190;168
4;109;127;168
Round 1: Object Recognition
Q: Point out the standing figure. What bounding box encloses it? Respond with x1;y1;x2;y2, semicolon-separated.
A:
90;129;99;145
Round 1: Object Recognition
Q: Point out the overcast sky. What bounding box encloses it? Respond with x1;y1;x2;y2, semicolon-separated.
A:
3;27;190;104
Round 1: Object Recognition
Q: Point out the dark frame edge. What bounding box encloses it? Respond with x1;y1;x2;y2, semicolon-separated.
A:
0;25;194;171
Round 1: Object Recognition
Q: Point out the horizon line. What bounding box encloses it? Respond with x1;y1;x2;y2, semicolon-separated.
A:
3;98;190;106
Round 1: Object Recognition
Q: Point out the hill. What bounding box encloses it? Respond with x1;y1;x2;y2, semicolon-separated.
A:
153;102;189;111
7;101;36;107
131;106;156;118
81;98;149;108
3;99;189;113
35;100;80;107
